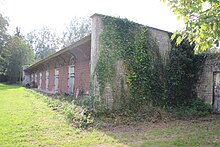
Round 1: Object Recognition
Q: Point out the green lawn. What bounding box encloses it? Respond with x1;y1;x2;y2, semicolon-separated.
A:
0;83;220;146
0;84;121;146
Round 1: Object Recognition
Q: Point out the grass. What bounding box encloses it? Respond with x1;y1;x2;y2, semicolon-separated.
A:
0;83;220;146
0;84;121;146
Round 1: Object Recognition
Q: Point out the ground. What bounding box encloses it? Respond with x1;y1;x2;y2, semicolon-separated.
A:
0;83;220;146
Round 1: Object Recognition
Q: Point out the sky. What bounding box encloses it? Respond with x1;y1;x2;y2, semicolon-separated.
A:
0;0;185;35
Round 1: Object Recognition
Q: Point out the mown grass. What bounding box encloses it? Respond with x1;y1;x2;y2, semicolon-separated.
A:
0;84;122;146
0;83;220;146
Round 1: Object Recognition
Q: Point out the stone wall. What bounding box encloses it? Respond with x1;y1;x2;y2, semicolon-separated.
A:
148;27;171;58
197;55;220;113
90;14;171;109
90;14;103;100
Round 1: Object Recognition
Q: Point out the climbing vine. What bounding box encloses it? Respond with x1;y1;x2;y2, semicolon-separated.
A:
165;38;206;107
96;16;163;109
96;16;206;111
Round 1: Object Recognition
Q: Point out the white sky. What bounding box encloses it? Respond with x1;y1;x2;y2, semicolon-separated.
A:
0;0;184;35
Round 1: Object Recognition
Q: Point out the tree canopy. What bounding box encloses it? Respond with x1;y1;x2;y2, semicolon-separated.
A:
0;14;9;74
164;0;220;52
0;13;34;82
25;17;91;60
61;17;91;47
5;36;34;82
25;27;60;60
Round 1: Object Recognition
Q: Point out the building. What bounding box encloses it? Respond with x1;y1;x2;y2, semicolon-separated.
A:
23;13;171;98
23;35;91;97
23;13;220;113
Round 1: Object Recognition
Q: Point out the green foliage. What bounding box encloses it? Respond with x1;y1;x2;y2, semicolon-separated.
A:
35;93;94;129
165;38;206;107
0;84;120;146
171;99;212;119
5;36;34;82
97;16;164;109
0;13;34;82
72;97;93;107
61;17;91;47
96;16;209;117
163;0;220;52
0;14;9;74
25;27;60;60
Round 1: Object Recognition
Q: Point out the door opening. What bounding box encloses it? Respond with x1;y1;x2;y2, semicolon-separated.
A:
213;72;220;113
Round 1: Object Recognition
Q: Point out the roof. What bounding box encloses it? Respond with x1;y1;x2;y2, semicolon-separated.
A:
25;13;172;72
25;34;91;71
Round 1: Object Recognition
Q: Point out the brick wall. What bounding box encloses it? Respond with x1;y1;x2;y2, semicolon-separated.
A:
41;65;46;90
74;59;90;96
49;63;55;92
29;56;90;97
59;64;68;94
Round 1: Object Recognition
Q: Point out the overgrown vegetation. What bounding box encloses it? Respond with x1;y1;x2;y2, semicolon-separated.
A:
97;16;164;111
33;92;94;129
164;0;220;52
165;37;207;107
169;99;212;119
96;16;210;117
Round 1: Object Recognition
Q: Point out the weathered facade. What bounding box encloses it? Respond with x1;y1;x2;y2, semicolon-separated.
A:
90;14;172;109
24;35;91;97
24;13;220;113
197;55;220;113
24;13;171;101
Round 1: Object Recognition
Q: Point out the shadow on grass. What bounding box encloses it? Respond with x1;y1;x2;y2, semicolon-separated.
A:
0;83;21;90
97;114;220;146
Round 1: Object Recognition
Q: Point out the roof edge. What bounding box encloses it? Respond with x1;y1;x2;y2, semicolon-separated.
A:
25;34;91;71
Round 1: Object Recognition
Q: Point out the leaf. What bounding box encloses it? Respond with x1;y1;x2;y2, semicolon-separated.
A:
183;16;188;23
176;36;183;45
171;32;177;40
177;15;181;20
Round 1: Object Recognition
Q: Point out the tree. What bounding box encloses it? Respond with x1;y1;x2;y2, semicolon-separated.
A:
26;27;60;60
5;36;34;82
163;0;220;52
0;13;9;74
61;17;91;47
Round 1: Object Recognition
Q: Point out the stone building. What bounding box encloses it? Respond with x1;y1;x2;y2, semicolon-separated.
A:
23;13;220;113
24;13;171;98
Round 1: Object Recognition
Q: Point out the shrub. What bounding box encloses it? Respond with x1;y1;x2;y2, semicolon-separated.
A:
172;99;212;119
72;97;93;107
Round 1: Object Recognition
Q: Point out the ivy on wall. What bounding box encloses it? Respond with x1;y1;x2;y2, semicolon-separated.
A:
96;16;164;110
165;38;206;107
96;16;206;111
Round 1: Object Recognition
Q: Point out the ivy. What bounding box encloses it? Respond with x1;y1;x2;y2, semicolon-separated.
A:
96;16;206;111
96;16;163;109
165;37;206;107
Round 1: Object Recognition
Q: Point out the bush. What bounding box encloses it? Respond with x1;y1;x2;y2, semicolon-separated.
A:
172;99;212;119
191;99;212;116
62;104;76;122
72;97;93;107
